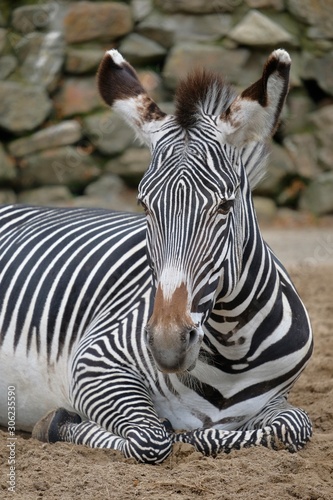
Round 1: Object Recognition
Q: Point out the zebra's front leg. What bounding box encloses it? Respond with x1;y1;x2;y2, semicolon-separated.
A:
33;371;173;464
173;397;312;455
36;410;173;464
248;396;313;452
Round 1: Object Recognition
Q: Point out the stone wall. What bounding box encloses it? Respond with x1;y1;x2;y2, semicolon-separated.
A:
0;0;333;219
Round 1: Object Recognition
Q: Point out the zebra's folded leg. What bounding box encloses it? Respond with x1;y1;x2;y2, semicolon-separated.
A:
173;404;312;456
242;397;313;452
32;407;173;464
61;418;173;464
262;406;313;452
173;426;275;456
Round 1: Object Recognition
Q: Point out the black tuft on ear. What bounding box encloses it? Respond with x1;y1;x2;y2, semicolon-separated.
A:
97;51;146;107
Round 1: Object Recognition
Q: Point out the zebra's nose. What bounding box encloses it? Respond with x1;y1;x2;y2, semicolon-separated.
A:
143;324;203;373
144;325;200;349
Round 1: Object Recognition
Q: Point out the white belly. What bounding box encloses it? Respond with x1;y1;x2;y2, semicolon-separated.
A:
150;369;250;431
150;360;284;432
0;338;73;432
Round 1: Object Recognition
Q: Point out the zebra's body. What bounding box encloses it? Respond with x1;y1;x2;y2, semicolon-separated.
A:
0;49;313;463
0;200;312;459
0;206;149;431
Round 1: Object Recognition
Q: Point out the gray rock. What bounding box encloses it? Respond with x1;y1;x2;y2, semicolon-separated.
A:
283;133;320;179
313;103;333;127
0;28;7;54
0;190;16;204
11;31;44;64
132;0;153;22
0;81;52;133
136;12;172;48
155;0;236;13
309;105;333;149
318;147;333;171
73;192;139;213
300;172;333;215
106;147;151;186
63;2;133;44
0;11;6;28
54;76;103;117
85;174;125;197
309;105;333;171
246;0;284;10
255;142;295;196
18;147;101;190
228;10;296;47
65;47;105;74
11;4;58;34
8;120;82;157
307;27;333;42
19;31;65;92
163;44;250;88
83;111;138;156
235;52;268;89
0;143;16;182
288;51;303;88
6;31;26;58
137;11;231;48
0;55;17;80
301;51;333;96
75;174;139;212
287;0;333;39
286;0;317;24
17;186;72;206
118;33;166;65
284;90;315;134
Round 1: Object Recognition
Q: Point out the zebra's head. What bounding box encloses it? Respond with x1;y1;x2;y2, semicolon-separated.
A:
97;49;291;373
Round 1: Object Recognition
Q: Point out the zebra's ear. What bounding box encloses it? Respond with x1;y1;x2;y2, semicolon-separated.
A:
220;49;291;146
97;49;166;145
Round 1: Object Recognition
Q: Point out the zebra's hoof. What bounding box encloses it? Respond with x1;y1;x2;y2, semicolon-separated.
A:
160;418;174;434
32;408;82;443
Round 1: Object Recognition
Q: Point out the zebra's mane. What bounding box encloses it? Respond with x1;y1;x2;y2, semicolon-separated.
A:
175;69;236;129
174;70;268;191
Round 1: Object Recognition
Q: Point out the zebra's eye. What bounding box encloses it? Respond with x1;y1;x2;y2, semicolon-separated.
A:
217;199;234;215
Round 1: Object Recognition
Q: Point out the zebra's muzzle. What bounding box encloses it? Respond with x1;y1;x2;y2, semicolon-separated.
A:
144;325;203;373
144;281;204;372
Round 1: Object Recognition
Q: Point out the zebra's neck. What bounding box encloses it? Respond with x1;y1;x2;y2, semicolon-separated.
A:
205;203;281;360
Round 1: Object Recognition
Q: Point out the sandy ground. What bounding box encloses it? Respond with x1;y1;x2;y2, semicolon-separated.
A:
1;228;333;500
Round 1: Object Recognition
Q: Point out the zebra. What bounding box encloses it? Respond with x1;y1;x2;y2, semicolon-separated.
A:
0;49;313;464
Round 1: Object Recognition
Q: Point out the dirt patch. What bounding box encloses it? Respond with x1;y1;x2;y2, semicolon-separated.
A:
1;264;333;500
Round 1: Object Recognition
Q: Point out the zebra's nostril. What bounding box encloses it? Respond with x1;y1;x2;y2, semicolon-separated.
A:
188;328;199;347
